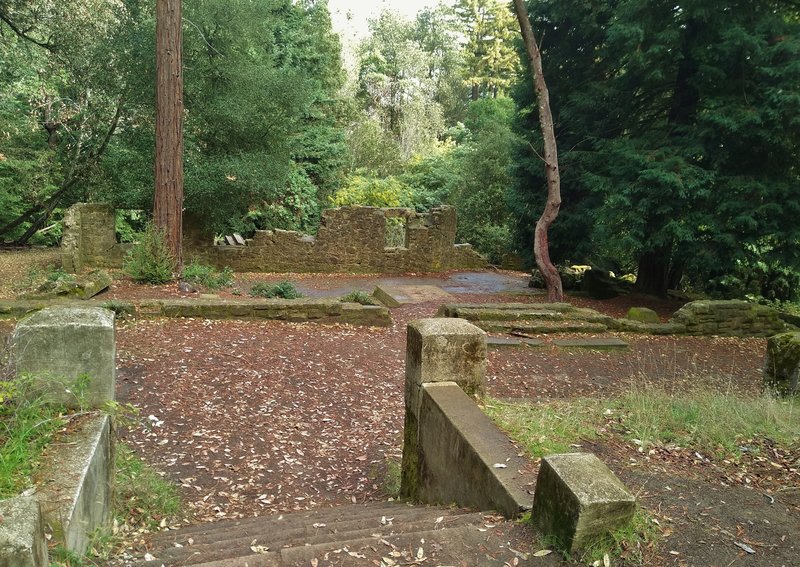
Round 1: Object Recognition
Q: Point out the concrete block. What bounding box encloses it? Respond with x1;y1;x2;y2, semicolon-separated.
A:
532;453;636;552
405;318;486;407
0;497;48;567
11;306;115;408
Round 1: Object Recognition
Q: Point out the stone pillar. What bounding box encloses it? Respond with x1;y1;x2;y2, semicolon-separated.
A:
60;204;84;273
400;318;486;498
11;306;115;409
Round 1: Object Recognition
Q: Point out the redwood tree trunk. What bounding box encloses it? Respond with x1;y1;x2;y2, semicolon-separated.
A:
635;247;671;297
512;0;563;302
154;0;184;271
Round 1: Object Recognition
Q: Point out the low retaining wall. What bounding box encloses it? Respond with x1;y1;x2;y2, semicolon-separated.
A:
0;308;115;566
438;300;789;337
415;382;531;517
0;298;393;327
35;415;112;555
670;300;786;337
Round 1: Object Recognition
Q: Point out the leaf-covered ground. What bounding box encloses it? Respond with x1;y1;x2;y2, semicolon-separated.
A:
0;257;797;565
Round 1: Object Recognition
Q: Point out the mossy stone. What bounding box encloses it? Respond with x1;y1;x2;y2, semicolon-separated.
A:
626;306;660;324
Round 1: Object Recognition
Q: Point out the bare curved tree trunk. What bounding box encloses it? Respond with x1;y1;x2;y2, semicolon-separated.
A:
512;0;563;302
155;0;184;272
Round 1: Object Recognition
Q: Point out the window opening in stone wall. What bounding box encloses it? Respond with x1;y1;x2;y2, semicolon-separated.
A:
385;216;408;249
115;210;146;243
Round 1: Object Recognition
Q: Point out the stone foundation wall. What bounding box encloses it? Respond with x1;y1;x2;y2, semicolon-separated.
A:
670;300;785;337
62;203;486;273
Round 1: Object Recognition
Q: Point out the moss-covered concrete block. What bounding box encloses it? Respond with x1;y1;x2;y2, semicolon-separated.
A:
626;306;659;324
764;332;800;396
532;453;636;553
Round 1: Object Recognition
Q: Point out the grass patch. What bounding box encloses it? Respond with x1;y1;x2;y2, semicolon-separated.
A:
250;280;301;299
340;290;377;305
483;398;604;458
182;260;234;291
0;378;70;498
616;382;800;455
578;507;659;565
112;443;182;530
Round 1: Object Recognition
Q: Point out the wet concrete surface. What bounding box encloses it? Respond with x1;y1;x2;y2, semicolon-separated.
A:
290;271;533;298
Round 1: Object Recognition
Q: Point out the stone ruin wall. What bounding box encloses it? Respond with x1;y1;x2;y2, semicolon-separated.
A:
61;203;132;273
61;203;486;274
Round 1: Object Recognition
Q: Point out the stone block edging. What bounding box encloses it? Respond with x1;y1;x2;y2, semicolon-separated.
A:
0;298;392;327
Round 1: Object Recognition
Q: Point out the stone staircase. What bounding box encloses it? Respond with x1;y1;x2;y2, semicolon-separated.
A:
120;501;536;567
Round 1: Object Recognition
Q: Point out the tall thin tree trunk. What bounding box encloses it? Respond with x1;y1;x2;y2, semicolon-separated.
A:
512;0;563;302
154;0;184;271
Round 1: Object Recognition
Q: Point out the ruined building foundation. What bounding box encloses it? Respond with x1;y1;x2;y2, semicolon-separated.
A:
61;203;486;273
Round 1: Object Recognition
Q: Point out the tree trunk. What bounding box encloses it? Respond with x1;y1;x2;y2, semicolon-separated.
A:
154;0;184;272
635;248;671;297
512;0;563;302
471;83;479;101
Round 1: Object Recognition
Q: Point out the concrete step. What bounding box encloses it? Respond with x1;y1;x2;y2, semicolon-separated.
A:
478;319;609;334
148;502;422;546
123;502;517;567
140;511;482;565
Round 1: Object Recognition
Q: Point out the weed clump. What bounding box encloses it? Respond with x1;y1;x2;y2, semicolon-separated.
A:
250;280;301;299
123;224;175;284
182;260;233;291
340;290;377;305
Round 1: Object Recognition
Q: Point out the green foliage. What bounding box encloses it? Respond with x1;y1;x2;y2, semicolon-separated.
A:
341;290;377;305
511;0;800;295
0;0;148;243
331;175;416;208
401;97;518;263
452;0;520;99
250;280;301;299
122;224;174;285
115;210;146;244
182;261;234;291
357;10;446;160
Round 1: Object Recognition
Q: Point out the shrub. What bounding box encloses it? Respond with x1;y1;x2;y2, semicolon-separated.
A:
340;290;377;305
250;280;301;299
123;224;175;284
182;260;233;291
